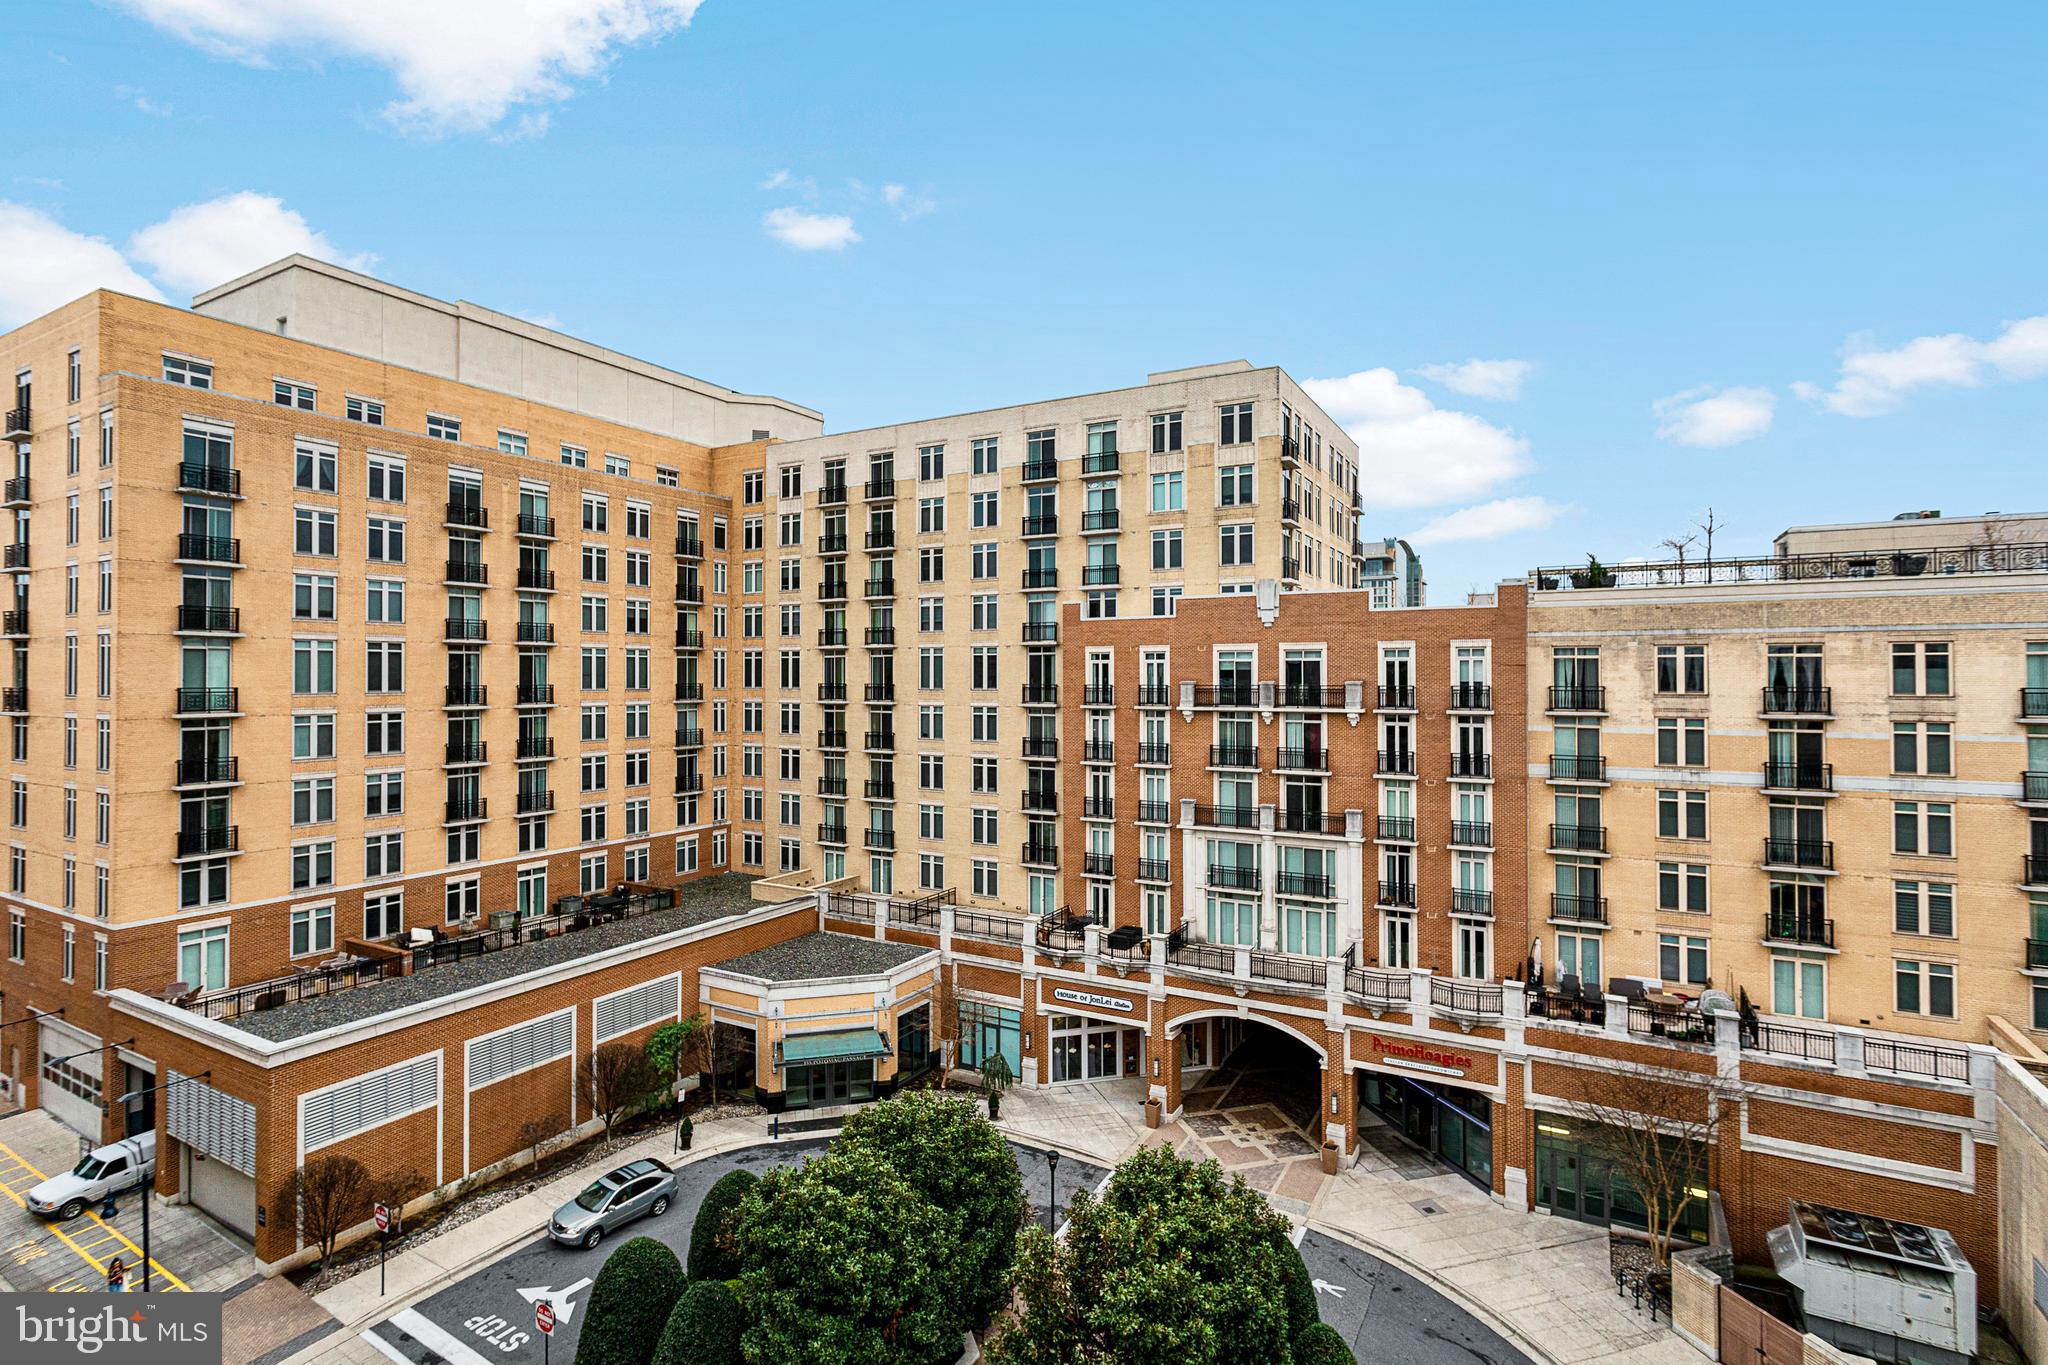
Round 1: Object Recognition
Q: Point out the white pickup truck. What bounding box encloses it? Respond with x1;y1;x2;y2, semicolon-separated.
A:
26;1132;156;1220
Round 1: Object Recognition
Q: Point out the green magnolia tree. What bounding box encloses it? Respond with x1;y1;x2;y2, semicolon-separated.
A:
572;1236;685;1365
687;1167;759;1281
987;1145;1299;1365
731;1146;966;1364
652;1278;745;1365
646;1014;707;1096
836;1090;1027;1324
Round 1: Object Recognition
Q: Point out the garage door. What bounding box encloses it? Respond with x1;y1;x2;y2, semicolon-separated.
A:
184;1148;255;1241
164;1069;257;1240
38;1021;102;1139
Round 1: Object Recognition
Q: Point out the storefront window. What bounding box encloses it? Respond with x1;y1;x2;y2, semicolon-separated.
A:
785;1058;874;1109
958;1001;1021;1076
1533;1112;1707;1243
1360;1074;1492;1188
1048;1013;1140;1083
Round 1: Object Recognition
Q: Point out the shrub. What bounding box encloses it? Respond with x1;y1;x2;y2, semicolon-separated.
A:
652;1279;744;1365
271;1153;369;1268
1294;1322;1356;1365
572;1236;685;1365
1278;1235;1320;1345
686;1168;758;1281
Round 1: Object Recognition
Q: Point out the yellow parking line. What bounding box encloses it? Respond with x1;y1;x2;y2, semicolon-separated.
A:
0;1140;190;1292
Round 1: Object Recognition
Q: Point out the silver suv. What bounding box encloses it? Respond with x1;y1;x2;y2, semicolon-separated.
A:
547;1158;677;1249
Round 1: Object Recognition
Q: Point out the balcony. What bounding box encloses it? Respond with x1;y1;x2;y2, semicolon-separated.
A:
819;728;848;749
1550;894;1608;925
444;616;487;642
1760;685;1832;717
1083;797;1115;819
865;529;896;551
443;684;488;708
1276;556;1300;581
1377;816;1416;842
1082;684;1115;707
1763;911;1834;948
1281;684;1347;709
2021;771;2048;807
864;626;894;647
1763;837;1835;871
818;682;849;702
1021;735;1059;761
864;730;897;752
864;683;896;703
1080;509;1120;533
1280;497;1301;523
1548;754;1608;783
1277;747;1328;771
1450;752;1491;779
442;558;489;586
173;686;237;715
674;582;704;604
1137;801;1172;824
445;500;489;530
518;621;556;644
2022;688;2048;719
516;684;556;707
1193;803;1257;830
674;628;703;649
1083;852;1116;876
176;532;241;563
1277;808;1344;835
516;790;556;815
174;756;238;786
1136;858;1171;882
176;461;240;496
2;542;27;570
1082;741;1115;763
1021;841;1059;866
1208;864;1260;891
818;823;848;845
2;406;28;440
520;736;558;759
675;681;704;702
1280;434;1300;464
1136;685;1174;708
444;740;488;765
1450;820;1493;848
1451;888;1494;917
1449;681;1493;711
1377;684;1417;711
674;534;703;558
1136;743;1170;765
1193;683;1256;708
865;779;896;800
819;481;848;507
816;627;848;648
1081;449;1120;475
175;825;238;857
517;567;556;591
1082;564;1121;586
675;773;705;795
864;477;897;501
1376;749;1416;776
1022;788;1059;813
1549;823;1607;853
1022;621;1058;645
1021;514;1059;538
1547;684;1607;713
817;775;846;797
2029;938;2048;970
862;576;897;599
1378;880;1417;908
818;578;850;602
169;604;237;634
1021;459;1059;483
1021;567;1058;589
1277;870;1333;899
2026;856;2048;890
1762;761;1834;793
444;799;489;824
517;513;557;539
1;475;28;507
1210;744;1259;768
1022;684;1059;706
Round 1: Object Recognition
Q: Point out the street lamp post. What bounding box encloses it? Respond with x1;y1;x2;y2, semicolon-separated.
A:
103;1070;212;1294
1043;1147;1060;1234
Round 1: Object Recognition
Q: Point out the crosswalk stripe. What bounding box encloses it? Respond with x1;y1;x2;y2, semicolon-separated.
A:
389;1309;496;1365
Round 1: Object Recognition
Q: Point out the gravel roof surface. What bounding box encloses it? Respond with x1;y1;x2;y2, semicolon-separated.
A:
228;874;766;1042
706;930;932;982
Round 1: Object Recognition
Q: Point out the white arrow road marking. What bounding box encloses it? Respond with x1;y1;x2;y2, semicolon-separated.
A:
1312;1278;1348;1299
389;1309;495;1365
517;1277;594;1324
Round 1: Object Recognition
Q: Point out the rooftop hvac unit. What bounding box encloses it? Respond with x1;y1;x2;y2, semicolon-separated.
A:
1767;1200;1975;1365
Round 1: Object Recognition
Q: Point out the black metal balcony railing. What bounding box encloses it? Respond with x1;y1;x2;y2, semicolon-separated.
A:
864;683;896;703
1548;684;1607;712
1378;880;1417;908
520;736;558;758
1081;449;1120;475
864;730;896;750
1022;736;1059;760
1136;743;1170;765
1761;685;1832;716
3;406;28;439
1083;684;1115;706
517;513;557;538
818;823;848;844
2025;771;2048;804
1023;622;1059;644
674;534;703;558
819;482;848;506
176;604;240;633
1377;816;1416;842
3;542;28;569
816;775;846;797
1549;753;1608;782
174;756;238;786
818;682;848;702
1021;514;1059;537
445;500;488;529
1208;864;1260;891
444;740;488;765
866;778;897;800
1137;858;1171;882
2026;855;2048;887
1451;888;1494;917
1277;747;1328;771
865;529;896;551
1083;797;1115;819
1022;684;1059;705
1280;497;1301;522
1450;820;1493;848
864;478;897;501
1377;684;1416;710
1021;459;1059;482
1279;556;1301;580
1449;681;1493;710
517;684;555;706
1135;684;1174;707
177;532;241;563
1082;564;1121;586
1450;752;1491;778
175;825;238;857
1137;800;1172;824
1550;893;1608;924
863;576;897;597
1083;852;1116;876
444;558;488;584
1280;434;1300;463
1194;804;1257;830
516;790;556;815
864;626;895;646
1022;788;1059;813
1277;808;1344;835
671;628;702;649
177;461;240;495
1762;761;1833;792
675;682;704;702
518;621;556;644
675;582;705;604
1020;567;1057;589
1276;870;1333;899
174;686;237;713
819;729;848;749
1211;744;1259;768
675;773;705;795
1764;910;1834;947
818;579;850;601
1763;837;1835;870
444;799;488;823
1377;749;1416;775
517;567;556;591
1;476;29;508
2028;938;2048;970
0;686;28;713
864;829;895;852
1081;509;1120;532
1192;683;1256;708
815;627;848;648
444;616;487;641
443;684;487;707
2022;688;2048;718
1083;741;1115;763
1549;823;1607;853
1280;684;1347;708
1021;840;1058;865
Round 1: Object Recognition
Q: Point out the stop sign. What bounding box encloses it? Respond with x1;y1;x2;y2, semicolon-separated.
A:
535;1300;556;1336
373;1202;390;1234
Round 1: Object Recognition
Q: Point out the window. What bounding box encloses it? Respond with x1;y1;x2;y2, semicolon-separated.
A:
1655;717;1706;767
1659;933;1708;985
498;430;527;456
291;841;334;890
176;924;228;990
1892;801;1954;856
1655;644;1706;694
1656;789;1707;840
970;437;998;474
367;454;406;502
295;443;337;493
1219;523;1253;566
365;515;406;563
273;379;315;410
1152;528;1183;570
1894;960;1955;1018
1893;881;1956;936
163;355;212;388
1150;470;1183;512
366;770;405;817
656;465;679;487
1151;410;1183;453
366;578;405;623
1658;861;1708;914
1218;401;1253;445
604;454;630;478
291;904;335;957
294;507;336;556
427;413;461;442
346;395;385;425
66;348;80;402
293;638;335;694
293;712;336;759
365;711;403;756
365;639;404;693
293;573;336;620
1892;722;1953;776
970;491;998;528
292;776;335;825
1151;585;1182;616
1771;956;1826;1020
1891;641;1951;696
1218;464;1252;506
365;891;403;939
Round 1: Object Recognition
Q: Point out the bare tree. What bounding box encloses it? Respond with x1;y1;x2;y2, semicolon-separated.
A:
579;1041;660;1140
367;1166;431;1224
274;1152;370;1268
1658;533;1698;570
516;1112;569;1167
932;965;960;1077
1694;507;1724;568
1560;1061;1747;1267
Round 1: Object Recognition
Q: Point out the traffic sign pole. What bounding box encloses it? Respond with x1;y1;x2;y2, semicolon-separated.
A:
373;1202;393;1296
535;1298;556;1365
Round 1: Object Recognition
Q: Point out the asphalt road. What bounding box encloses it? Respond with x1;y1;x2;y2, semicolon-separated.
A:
362;1138;1527;1365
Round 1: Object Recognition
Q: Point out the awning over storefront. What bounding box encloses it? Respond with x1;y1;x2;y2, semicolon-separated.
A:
777;1028;890;1070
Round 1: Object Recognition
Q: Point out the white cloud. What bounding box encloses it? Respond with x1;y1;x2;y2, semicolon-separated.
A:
1792;315;2048;416
1408;496;1568;546
0;202;163;327
1303;367;1532;509
1652;384;1775;448
1413;358;1531;401
762;206;859;252
881;183;936;221
109;0;700;135
129;192;375;295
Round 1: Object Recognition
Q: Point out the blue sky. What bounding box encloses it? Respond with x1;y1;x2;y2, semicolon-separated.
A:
3;2;2044;597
